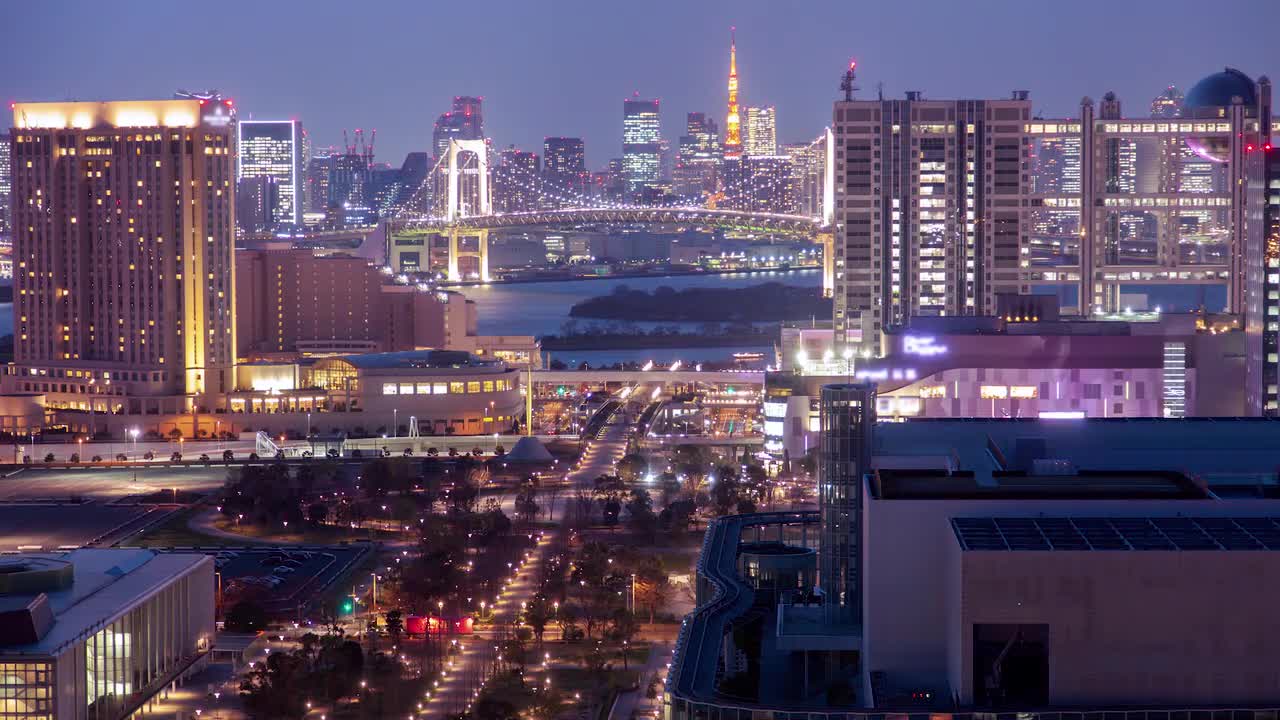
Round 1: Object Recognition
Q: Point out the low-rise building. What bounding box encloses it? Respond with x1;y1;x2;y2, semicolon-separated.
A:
0;549;214;720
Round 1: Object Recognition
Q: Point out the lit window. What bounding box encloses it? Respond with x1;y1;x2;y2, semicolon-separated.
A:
483;381;494;393
416;383;432;394
979;385;1008;399
918;385;946;399
467;381;481;393
383;383;398;395
1010;386;1037;399
433;383;448;395
449;382;465;394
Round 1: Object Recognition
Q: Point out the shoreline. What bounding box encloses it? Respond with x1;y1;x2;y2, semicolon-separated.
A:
437;264;820;288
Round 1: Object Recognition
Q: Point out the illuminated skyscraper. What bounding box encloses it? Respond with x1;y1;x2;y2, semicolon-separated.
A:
7;99;238;404
493;148;540;213
306;149;335;214
1150;85;1184;118
0;133;10;236
833;85;1031;350
744;106;777;157
237;119;305;228
674;113;720;199
433;96;484;160
542;137;588;207
723;29;742;159
622;96;661;195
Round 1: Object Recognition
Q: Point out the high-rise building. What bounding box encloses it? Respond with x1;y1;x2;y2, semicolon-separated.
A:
0;132;11;236
493;148;540;213
6;99;238;407
832;87;1032;351
1261;146;1280;416
674;113;720;199
818;383;874;625
305;147;336;214
783;136;829;220
328;132;376;225
723;29;742;159
1150;84;1184;118
744;106;777;157
237;119;305;228
542;137;588;208
433;96;484;160
737;155;795;214
594;158;626;203
236;175;278;235
622;96;661;195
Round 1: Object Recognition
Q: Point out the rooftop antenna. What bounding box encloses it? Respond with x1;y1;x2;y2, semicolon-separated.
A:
840;59;859;101
877;81;884;101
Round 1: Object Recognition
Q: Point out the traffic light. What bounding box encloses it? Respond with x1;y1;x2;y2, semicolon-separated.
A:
342;599;354;614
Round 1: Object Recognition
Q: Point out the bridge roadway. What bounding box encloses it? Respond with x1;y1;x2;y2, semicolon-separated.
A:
399;206;825;236
532;369;765;385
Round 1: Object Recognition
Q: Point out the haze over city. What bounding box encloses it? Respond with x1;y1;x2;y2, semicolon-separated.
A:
3;0;1276;163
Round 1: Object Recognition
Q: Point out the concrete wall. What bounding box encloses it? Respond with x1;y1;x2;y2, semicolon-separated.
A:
957;550;1280;706
861;487;1280;698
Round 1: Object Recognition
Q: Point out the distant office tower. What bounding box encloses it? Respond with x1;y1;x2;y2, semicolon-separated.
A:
493;148;540;213
1150;85;1184;118
832;88;1031;350
386;152;433;215
735;155;795;214
237;119;304;228
723;30;742;159
306;148;336;214
818;383;875;625
433;96;484;160
0;133;10;235
622;97;661;195
782;136;829;220
6;99;237;405
744;106;777;156
674;113;720;199
594;158;626;203
542;137;588;208
328;131;376;225
236;175;278;235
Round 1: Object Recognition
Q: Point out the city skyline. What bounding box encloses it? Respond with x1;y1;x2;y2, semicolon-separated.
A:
3;0;1277;167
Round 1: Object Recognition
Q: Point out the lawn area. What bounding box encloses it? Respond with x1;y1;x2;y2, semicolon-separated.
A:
129;505;246;548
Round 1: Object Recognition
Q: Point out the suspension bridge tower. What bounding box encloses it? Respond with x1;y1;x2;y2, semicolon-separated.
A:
442;138;492;282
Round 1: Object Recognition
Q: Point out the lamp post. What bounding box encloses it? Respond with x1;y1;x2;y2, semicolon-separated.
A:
393;409;398;438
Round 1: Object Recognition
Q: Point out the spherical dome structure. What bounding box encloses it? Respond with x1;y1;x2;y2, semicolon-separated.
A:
1184;68;1257;162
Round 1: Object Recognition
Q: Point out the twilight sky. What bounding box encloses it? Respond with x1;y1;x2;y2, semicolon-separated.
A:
4;0;1277;168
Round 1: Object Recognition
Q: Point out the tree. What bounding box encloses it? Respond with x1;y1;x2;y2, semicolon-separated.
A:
225;599;267;632
633;556;670;624
385;609;404;645
625;488;658;540
616;453;647;484
514;478;540;525
524;594;555;645
239;650;308;718
604;609;640;667
307;502;328;526
592;475;625;528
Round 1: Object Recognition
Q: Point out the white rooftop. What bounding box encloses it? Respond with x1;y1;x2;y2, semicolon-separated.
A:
0;548;209;657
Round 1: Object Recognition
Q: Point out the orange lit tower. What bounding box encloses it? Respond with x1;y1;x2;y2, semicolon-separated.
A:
723;28;742;159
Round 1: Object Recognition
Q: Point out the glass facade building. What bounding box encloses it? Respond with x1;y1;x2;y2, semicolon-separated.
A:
237;120;305;228
622;97;661;195
817;383;874;625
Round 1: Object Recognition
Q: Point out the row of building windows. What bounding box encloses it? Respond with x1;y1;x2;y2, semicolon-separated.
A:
381;379;514;396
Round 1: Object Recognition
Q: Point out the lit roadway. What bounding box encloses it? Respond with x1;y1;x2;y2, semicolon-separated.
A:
422;403;632;718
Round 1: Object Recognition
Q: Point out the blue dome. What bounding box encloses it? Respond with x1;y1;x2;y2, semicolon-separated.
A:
1184;68;1257;109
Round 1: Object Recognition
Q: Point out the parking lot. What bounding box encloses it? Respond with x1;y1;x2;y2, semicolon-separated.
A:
0;466;228;501
0;503;159;551
203;546;371;613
